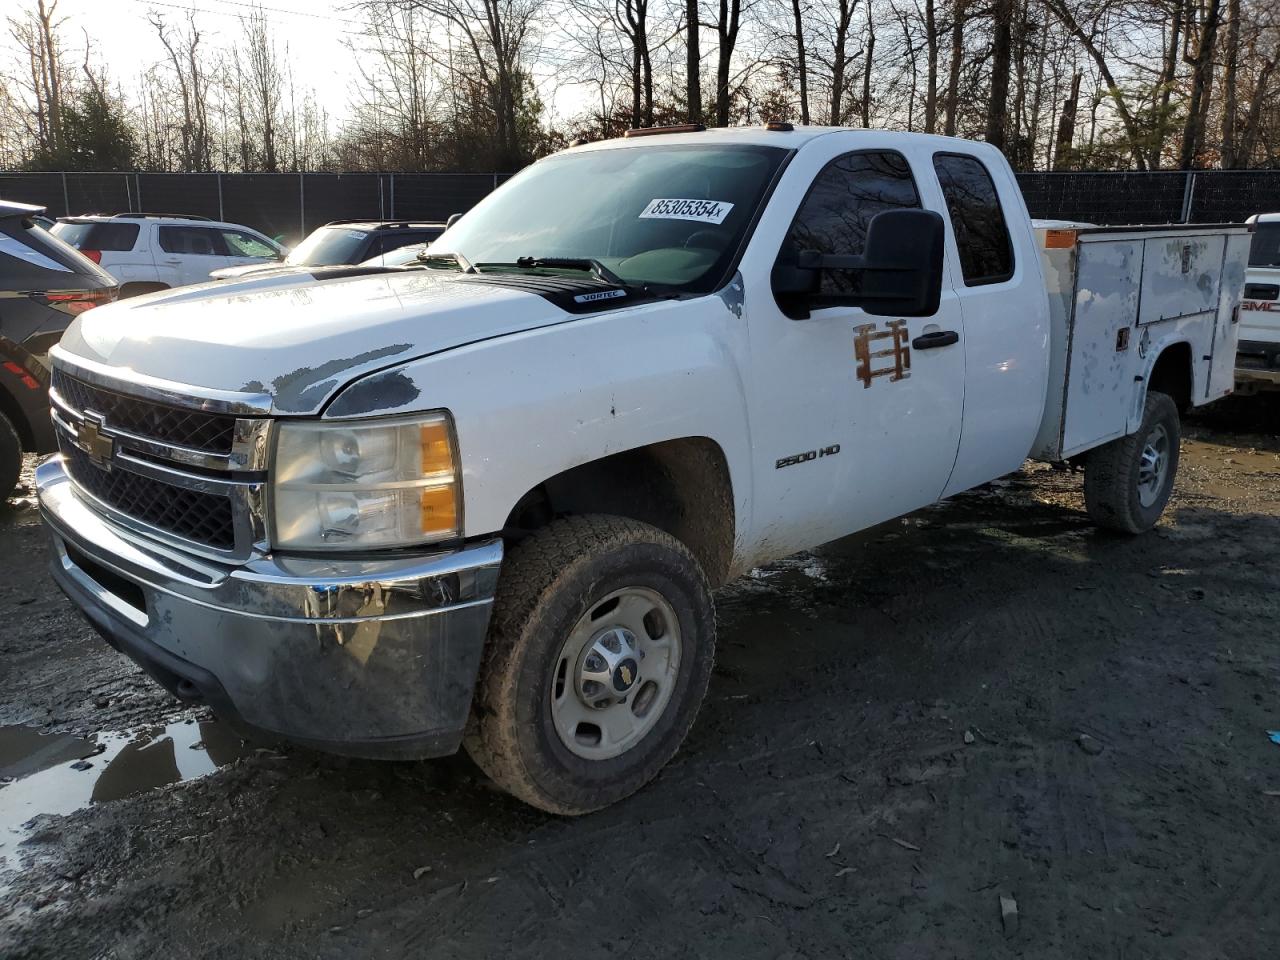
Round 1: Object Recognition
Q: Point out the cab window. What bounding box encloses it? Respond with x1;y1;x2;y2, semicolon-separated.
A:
778;151;921;297
158;226;227;256
932;153;1014;285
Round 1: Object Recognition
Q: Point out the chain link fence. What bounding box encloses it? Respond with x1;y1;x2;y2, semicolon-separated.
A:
2;168;1278;243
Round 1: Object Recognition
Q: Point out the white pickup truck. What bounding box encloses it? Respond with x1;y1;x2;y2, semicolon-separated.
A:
36;126;1248;814
1235;212;1280;392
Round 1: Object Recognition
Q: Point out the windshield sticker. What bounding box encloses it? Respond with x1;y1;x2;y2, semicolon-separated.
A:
574;288;627;304
0;234;71;272
639;199;734;224
346;230;366;240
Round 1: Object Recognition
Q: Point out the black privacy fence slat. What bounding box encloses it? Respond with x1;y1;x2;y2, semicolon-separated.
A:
4;168;1280;244
136;174;222;220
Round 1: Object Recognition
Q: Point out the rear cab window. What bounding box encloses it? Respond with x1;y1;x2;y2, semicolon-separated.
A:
932;153;1015;285
51;221;139;252
1249;222;1280;268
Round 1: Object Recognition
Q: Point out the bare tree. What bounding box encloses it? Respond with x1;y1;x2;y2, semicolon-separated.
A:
149;12;213;171
1179;0;1222;168
7;0;68;162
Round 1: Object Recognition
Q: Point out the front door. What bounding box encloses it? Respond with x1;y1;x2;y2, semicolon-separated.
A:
739;140;967;562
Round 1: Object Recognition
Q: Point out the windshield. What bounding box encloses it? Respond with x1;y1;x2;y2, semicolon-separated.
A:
1249;222;1280;267
441;143;789;292
285;226;369;265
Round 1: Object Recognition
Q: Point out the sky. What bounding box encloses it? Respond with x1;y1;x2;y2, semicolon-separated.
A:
2;0;586;136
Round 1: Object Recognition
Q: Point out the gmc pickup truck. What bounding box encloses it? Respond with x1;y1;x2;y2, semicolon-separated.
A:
36;126;1248;815
1235;212;1280;392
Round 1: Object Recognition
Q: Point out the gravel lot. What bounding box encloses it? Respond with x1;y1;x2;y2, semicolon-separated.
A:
2;396;1278;960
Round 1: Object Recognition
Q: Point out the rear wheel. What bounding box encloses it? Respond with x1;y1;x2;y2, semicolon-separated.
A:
1084;390;1180;534
0;411;22;498
465;515;716;815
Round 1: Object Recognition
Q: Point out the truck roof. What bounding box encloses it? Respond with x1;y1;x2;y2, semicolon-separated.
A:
563;124;1002;156
1248;212;1280;224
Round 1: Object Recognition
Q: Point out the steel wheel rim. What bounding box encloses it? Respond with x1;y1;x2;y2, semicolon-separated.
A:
550;586;682;760
1137;422;1170;507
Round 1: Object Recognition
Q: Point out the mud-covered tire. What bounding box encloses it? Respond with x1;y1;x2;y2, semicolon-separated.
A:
1084;390;1180;534
0;411;22;499
464;515;716;815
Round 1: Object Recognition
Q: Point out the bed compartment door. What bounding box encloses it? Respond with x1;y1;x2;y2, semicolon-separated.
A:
1138;235;1226;326
1060;238;1142;458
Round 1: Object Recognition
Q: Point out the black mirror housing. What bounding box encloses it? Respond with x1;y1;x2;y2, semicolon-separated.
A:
772;208;945;319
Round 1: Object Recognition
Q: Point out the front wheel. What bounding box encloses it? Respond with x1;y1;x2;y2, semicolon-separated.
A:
465;515;716;815
1083;390;1181;534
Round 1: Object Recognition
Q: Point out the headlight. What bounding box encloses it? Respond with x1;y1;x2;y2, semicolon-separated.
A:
270;413;460;550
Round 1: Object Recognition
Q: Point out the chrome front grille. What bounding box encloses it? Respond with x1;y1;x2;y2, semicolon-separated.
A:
49;363;271;560
61;444;236;549
50;368;238;454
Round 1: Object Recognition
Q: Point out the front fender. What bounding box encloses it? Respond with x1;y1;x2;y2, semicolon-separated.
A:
323;296;755;549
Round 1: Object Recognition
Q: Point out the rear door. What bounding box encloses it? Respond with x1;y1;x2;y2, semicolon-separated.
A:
931;149;1050;496
157;225;230;286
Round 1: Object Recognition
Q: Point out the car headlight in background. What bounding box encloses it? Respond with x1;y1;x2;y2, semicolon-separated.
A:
270;413;460;550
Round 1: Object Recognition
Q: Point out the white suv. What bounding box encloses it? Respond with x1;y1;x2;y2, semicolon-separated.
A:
51;213;283;297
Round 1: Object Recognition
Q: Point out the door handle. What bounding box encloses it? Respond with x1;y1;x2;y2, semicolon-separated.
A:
163;258;181;265
912;330;959;350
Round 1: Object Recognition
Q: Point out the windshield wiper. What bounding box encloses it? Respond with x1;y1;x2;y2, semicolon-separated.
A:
511;256;627;287
415;250;477;274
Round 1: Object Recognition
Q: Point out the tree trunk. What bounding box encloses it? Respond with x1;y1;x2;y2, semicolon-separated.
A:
985;0;1012;152
1235;44;1280;164
829;0;856;125
943;0;965;136
791;0;810;124
714;0;741;126
1052;70;1081;170
687;0;701;123
1150;0;1184;169
861;2;875;127
1178;0;1222;169
1220;0;1241;168
924;0;939;133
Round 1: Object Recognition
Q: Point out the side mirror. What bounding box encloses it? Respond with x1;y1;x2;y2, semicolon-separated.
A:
772;208;945;319
446;213;463;229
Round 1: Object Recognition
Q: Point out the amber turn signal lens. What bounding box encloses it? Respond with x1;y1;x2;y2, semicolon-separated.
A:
420;421;453;476
419;485;458;536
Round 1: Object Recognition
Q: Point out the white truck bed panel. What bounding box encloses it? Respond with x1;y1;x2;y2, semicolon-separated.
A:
1031;223;1249;462
1138;234;1226;325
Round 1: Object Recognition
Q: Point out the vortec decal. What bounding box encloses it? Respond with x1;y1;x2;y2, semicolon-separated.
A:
639;198;734;224
574;289;627;304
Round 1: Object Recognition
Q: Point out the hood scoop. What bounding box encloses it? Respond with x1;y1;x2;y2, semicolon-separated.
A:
451;273;653;313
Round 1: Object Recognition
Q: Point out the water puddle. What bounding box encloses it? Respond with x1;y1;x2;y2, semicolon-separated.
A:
0;718;251;885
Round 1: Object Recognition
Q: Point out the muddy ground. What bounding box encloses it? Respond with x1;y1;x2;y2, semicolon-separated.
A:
2;397;1279;960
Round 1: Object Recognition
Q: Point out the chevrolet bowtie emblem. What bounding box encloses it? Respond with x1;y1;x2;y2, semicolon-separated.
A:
79;418;115;469
620;665;633;686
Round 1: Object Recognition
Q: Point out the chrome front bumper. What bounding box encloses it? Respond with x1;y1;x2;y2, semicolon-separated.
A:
37;456;503;759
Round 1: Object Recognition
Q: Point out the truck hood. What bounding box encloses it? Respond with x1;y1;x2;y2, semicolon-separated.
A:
57;268;572;414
